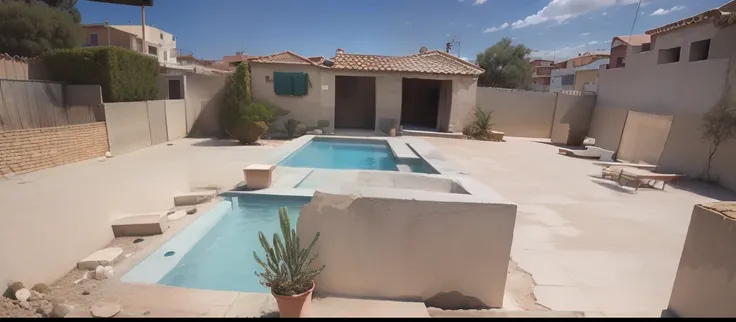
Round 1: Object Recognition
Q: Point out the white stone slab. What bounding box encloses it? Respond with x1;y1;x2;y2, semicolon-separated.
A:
77;247;123;270
386;140;420;161
111;213;168;237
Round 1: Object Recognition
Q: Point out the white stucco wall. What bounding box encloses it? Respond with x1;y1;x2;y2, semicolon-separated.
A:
298;189;516;309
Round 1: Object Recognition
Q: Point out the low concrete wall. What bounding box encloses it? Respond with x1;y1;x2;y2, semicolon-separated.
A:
185;74;227;137
476;87;556;138
667;203;736;317
0;123;108;177
165;100;187;140
298;190;516;309
617;111;673;165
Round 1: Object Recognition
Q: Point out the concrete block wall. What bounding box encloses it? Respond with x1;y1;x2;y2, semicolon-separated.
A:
0;122;109;177
104;99;188;156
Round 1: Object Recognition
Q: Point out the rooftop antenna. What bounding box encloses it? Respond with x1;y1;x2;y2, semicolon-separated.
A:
446;36;461;57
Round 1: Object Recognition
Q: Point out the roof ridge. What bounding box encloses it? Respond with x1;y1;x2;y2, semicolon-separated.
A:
250;50;317;66
421;50;483;72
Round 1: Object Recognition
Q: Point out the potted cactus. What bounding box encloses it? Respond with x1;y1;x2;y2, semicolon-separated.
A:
254;207;324;318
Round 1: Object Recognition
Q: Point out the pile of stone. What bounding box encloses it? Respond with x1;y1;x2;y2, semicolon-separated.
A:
0;282;71;318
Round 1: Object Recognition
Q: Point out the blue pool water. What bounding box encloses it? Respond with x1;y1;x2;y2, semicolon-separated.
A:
278;138;438;174
157;195;310;293
279;139;399;171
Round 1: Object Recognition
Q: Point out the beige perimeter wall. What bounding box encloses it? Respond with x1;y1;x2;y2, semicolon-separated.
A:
104;99;188;156
590;55;736;189
667;203;736;317
184;74;227;137
476;87;556;138
298;191;515;309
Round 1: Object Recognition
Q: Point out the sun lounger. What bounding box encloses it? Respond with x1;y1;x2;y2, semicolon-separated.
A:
558;146;615;162
601;166;683;191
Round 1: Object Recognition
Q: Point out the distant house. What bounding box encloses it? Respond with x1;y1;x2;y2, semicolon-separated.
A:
82;24;177;64
549;51;610;93
529;59;554;91
609;35;651;69
247;48;484;134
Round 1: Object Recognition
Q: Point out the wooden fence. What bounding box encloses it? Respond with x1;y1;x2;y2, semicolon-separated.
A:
0;79;104;131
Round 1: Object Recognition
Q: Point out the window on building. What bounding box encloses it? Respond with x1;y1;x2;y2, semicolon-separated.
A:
561;75;575;86
641;43;651;52
164;51;168;61
689;39;711;62
89;33;99;46
160;33;164;40
273;72;309;96
657;47;681;64
616;57;625;67
148;45;158;56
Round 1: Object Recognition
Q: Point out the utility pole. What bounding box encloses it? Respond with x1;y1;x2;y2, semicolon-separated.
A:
141;6;146;54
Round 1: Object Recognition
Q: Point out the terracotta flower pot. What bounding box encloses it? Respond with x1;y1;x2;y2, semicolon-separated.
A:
272;281;315;318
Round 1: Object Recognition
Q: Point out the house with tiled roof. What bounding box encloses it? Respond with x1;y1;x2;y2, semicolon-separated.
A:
609;35;651;69
588;0;736;192
248;48;483;134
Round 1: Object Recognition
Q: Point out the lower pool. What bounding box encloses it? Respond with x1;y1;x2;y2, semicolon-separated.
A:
122;195;310;293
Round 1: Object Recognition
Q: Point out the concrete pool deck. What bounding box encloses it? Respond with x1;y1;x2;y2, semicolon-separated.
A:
3;135;735;317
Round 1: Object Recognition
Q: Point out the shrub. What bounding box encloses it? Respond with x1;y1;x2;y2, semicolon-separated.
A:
284;119;302;138
463;107;493;140
221;62;288;143
42;47;159;102
0;1;82;57
701;98;736;180
254;207;324;296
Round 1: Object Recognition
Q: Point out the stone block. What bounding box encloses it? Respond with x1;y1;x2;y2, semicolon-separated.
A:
77;247;123;270
243;164;276;190
173;190;217;206
111;213;168;237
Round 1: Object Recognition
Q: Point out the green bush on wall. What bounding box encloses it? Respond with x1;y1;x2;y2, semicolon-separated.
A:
41;47;159;102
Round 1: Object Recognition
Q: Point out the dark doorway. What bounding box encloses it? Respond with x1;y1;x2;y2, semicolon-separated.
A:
401;78;442;130
168;79;182;99
335;76;376;130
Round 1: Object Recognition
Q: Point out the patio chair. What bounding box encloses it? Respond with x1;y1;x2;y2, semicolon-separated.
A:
601;166;683;191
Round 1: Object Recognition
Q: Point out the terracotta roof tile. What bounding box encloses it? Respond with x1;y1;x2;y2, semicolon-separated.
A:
646;0;736;36
331;50;483;76
248;51;318;66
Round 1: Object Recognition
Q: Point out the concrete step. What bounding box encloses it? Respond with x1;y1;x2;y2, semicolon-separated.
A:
111;213;168;237
402;129;464;139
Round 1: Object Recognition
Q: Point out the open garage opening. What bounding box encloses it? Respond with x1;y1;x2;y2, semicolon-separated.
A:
334;76;376;130
401;78;452;132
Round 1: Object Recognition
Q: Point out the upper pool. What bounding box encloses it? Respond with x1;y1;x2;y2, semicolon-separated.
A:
278;138;437;174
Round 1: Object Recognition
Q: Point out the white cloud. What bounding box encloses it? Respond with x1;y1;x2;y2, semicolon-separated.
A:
446;33;451;37
473;0;487;5
512;37;518;40
580;32;590;36
460;57;469;61
602;12;607;16
507;0;643;30
650;5;685;16
589;40;599;45
458;0;464;2
483;22;509;33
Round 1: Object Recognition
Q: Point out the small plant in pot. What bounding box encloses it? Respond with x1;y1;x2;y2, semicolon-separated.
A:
254;207;324;318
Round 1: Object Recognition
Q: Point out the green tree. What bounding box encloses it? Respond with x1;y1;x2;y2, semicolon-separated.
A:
0;0;82;57
476;38;532;89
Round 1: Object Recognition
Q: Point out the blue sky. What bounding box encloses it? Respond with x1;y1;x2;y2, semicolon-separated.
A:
77;0;727;61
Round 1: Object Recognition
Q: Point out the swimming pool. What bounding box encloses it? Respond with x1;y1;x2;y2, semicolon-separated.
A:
278;138;437;174
122;195;311;293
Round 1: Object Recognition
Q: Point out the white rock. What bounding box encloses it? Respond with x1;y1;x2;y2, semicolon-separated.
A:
102;266;115;279
167;210;187;221
19;301;32;310
94;266;107;280
15;288;31;302
90;302;121;318
105;151;112;158
29;290;44;301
